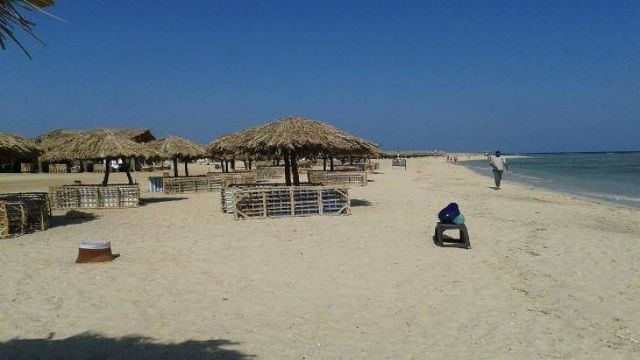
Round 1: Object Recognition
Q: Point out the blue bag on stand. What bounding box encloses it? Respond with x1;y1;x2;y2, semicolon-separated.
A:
438;203;461;224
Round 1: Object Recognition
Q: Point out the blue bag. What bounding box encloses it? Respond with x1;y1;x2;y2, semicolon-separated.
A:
438;203;460;224
452;213;465;225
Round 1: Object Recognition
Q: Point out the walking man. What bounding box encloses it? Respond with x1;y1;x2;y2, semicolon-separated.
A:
489;151;508;189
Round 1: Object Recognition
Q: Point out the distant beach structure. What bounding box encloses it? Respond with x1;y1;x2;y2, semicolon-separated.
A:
0;131;43;173
149;136;207;177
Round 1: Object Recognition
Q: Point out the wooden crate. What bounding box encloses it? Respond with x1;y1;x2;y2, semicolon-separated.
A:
49;184;140;209
334;163;379;172
208;171;258;187
49;163;68;174
307;170;368;186
256;166;285;181
163;176;222;194
20;163;34;173
220;183;284;214
0;192;50;239
233;186;350;220
92;163;106;173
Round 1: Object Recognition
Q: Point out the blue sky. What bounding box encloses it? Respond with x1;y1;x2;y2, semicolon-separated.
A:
1;0;638;152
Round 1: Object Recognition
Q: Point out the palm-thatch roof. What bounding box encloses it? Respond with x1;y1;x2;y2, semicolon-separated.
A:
34;128;156;152
113;128;155;143
208;117;379;157
150;136;206;159
207;133;246;159
0;131;42;160
208;117;380;185
33;129;78;152
42;129;160;162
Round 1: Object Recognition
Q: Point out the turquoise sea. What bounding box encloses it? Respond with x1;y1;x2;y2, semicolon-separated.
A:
461;152;640;208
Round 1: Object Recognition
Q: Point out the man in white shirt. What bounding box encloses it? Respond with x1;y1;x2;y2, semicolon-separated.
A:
489;151;508;189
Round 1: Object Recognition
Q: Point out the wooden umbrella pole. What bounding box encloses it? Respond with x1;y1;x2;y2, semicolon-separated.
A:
124;158;134;185
184;157;189;177
173;157;179;177
283;150;292;186
330;156;335;171
220;159;225;172
291;151;300;186
323;156;327;171
102;157;111;185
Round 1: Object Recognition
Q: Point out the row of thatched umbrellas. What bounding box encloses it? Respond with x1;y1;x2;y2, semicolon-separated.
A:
1;117;380;186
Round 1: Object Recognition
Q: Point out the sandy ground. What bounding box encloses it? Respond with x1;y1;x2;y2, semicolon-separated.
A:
0;159;638;359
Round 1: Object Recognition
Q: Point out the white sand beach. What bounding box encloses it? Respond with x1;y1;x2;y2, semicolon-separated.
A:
0;158;639;359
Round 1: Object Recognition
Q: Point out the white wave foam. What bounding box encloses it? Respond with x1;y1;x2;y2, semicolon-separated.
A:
579;192;640;203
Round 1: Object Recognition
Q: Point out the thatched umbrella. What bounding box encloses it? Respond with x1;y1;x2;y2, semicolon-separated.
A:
207;134;250;172
34;128;155;152
0;131;42;161
150;136;206;177
33;129;80;152
43;129;159;185
209;117;379;185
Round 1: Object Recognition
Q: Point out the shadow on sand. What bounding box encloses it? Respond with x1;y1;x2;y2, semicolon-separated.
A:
50;210;100;228
140;197;189;206
350;199;372;207
0;332;254;360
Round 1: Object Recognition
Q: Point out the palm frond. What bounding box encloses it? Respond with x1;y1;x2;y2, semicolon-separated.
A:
0;0;54;59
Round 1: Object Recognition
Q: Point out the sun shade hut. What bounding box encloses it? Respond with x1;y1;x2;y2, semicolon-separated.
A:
33;129;80;153
0;131;42;172
207;133;252;172
150;136;207;177
0;131;42;161
34;128;155;152
43;129;160;185
210;117;379;186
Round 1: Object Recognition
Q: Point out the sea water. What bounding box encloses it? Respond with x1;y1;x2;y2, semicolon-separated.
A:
462;152;640;208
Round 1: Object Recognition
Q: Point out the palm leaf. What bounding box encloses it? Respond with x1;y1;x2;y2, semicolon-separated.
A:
0;0;54;59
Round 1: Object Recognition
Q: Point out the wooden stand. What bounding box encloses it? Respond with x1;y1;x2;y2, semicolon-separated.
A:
434;223;471;249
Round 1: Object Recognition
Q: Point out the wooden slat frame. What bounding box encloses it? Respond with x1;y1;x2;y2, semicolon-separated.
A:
0;192;50;238
49;184;140;209
232;186;350;220
307;170;368;186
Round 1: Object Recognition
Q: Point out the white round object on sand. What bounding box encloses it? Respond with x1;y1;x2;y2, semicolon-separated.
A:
79;241;111;250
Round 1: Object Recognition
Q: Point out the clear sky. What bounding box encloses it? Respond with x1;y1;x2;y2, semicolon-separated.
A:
1;0;638;152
